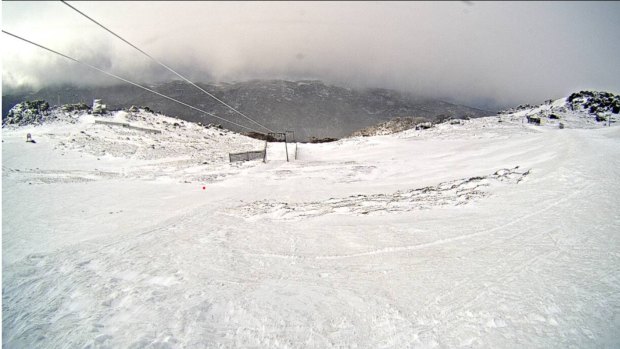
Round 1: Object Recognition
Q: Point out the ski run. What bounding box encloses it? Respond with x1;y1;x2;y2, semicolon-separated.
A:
2;98;620;348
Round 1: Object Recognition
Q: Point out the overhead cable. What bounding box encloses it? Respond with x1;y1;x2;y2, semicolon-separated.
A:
2;30;266;134
60;0;275;133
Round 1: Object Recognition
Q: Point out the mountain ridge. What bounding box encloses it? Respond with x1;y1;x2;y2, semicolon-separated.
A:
2;79;491;141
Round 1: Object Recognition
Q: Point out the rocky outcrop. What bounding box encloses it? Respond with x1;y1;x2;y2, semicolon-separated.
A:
3;100;50;126
567;91;620;114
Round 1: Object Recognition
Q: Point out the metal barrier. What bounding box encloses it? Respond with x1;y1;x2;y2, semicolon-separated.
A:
230;132;296;163
94;119;162;134
229;149;265;162
94;120;129;127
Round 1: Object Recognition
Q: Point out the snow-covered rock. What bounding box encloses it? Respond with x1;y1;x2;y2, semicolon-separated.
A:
4;100;51;126
92;99;107;115
352;90;619;140
497;90;619;129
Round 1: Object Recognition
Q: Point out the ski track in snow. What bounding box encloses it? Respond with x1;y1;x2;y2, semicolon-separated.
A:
313;181;591;260
224;167;530;221
3;104;620;348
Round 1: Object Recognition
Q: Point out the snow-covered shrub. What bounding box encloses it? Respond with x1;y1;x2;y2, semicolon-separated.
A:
568;91;620;114
62;103;90;113
595;114;607;122
3;100;51;126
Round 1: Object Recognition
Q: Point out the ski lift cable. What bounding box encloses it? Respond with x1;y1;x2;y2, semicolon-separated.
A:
2;30;266;134
60;0;275;134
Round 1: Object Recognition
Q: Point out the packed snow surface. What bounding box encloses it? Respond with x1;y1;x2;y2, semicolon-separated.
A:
2;104;620;348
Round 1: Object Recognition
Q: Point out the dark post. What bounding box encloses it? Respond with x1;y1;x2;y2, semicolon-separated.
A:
284;133;289;162
285;130;295;161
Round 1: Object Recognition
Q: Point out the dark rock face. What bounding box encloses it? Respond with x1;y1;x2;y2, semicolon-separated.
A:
307;137;339;143
350;116;429;137
3;80;490;141
498;104;535;114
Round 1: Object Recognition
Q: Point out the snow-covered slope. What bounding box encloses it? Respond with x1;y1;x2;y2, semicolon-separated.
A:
349;91;619;139
349;116;430;137
2;97;620;348
2;107;264;263
498;91;619;129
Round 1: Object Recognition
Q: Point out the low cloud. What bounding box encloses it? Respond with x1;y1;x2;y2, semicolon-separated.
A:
3;1;620;109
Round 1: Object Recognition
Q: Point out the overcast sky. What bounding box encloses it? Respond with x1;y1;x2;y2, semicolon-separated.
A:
2;1;620;109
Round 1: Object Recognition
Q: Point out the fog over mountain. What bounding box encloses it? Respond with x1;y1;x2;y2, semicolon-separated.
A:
3;1;620;111
2;80;490;140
